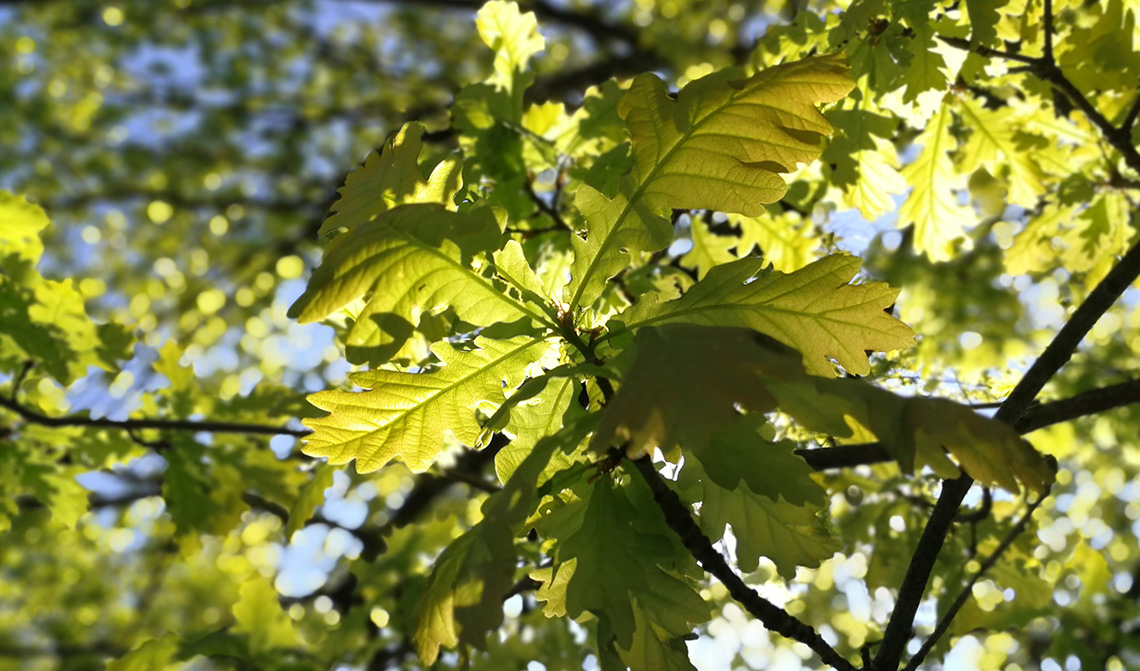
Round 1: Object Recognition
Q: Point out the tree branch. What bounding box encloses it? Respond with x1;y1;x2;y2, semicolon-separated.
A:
1042;0;1054;64
901;491;1049;671
1016;379;1140;433
874;239;1140;671
0;395;311;438
939;37;1140;176
629;456;857;671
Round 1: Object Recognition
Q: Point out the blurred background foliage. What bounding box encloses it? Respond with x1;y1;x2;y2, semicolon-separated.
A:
2;0;1140;670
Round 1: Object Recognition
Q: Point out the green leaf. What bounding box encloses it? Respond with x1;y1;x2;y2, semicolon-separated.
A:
284;463;334;538
290;204;547;364
318;122;463;237
609;255;914;376
593;325;1055;494
302;336;551;472
900;26;948;102
555;80;628;158
1057;0;1140;93
965;0;1010;46
496;376;578;479
0;278;77;382
155;340;194;392
898;98;975;261
108;635;182;671
492;239;553;309
1005;202;1075;276
567;54;855;310
680;218;737;279
414;424;573;663
414;525;516;663
688;415;826;507
0;191;49;264
957;97;1045;208
544;479;708;648
20;461;88;528
732;211;821;272
232;578;298;653
682;456;840;578
164;444;245;536
476;0;545;94
619;609;698;671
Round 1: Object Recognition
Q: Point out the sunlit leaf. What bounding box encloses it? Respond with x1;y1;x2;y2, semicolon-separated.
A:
567;53;854;310
318;123;463;237
610;255;914;376
898;98;975;261
303;336;551;472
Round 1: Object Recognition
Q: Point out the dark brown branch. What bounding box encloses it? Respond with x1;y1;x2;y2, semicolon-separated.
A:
1016;379;1140;433
1042;0;1054;63
937;36;1038;65
795;443;892;470
0;395;312;438
630;457;857;671
522;177;570;232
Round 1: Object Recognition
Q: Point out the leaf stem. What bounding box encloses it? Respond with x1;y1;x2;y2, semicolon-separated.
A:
629;456;857;671
1122;82;1140;131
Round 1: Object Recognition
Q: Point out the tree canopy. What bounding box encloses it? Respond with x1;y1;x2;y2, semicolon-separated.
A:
2;0;1140;670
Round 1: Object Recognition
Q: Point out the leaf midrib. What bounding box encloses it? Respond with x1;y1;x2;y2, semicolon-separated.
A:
321;338;548;448
390;224;553;328
568;74;777;312
613;297;897;338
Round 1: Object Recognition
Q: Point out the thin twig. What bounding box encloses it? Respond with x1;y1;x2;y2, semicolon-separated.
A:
9;360;33;402
629;457;857;671
1123;84;1140;131
0;395;312;438
902;491;1050;671
522;177;570;232
936;36;1038;65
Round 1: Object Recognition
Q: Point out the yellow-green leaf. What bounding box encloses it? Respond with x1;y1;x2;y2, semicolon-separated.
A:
302;336;551;472
291;204;547;364
567;53;854;310
686;457;840;578
593;325;1054;494
957;97;1045;208
318;122;462;237
680;218;737;279
898;98;975;261
232;578;297;653
476;0;545;93
0;191;49;264
610;255;914;377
